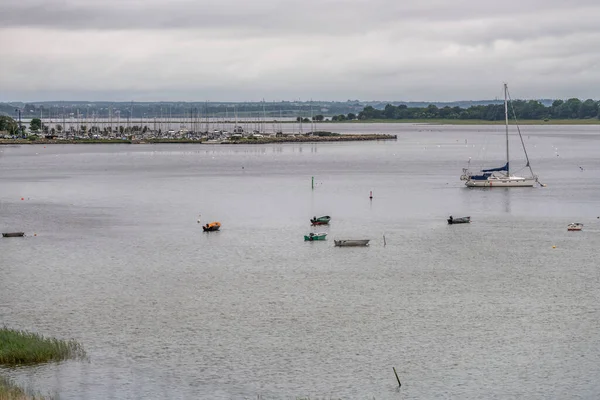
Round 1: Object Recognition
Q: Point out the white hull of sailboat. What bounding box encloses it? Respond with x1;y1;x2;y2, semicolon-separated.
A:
465;176;536;187
460;83;541;189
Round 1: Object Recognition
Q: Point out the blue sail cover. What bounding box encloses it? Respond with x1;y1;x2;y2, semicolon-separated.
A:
482;163;508;173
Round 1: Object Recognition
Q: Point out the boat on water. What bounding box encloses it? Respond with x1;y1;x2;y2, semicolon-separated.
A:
202;222;221;232
447;216;470;224
304;232;327;241
310;215;331;225
334;239;369;247
568;223;583;231
2;232;25;237
460;83;539;188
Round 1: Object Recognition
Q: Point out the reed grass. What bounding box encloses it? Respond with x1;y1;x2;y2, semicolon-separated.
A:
0;328;86;366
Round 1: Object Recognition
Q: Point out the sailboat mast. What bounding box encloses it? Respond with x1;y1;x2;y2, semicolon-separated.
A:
504;83;510;176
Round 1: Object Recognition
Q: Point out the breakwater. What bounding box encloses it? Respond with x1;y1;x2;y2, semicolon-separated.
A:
0;134;396;145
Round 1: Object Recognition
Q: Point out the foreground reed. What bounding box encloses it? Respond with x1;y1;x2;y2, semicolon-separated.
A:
0;327;86;366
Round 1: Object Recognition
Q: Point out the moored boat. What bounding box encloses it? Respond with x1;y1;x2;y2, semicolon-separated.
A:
447;216;470;224
310;215;331;225
460;83;539;188
304;232;327;241
567;222;583;231
202;222;221;232
2;232;25;237
334;239;369;247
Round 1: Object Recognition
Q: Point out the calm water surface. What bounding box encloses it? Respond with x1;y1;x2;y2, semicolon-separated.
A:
1;124;600;399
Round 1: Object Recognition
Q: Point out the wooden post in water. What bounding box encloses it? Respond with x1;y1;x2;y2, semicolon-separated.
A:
383;235;386;247
393;367;401;388
311;176;314;190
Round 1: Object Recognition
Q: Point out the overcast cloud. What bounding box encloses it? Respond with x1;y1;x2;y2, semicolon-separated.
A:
1;0;600;101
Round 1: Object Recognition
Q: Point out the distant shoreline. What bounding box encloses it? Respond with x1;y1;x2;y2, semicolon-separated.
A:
0;134;397;145
339;119;600;125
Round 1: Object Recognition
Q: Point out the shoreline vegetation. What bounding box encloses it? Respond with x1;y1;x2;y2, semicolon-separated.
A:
354;98;600;122
0;328;86;400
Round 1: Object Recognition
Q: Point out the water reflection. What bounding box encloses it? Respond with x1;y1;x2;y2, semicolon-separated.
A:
501;188;512;213
460;186;512;214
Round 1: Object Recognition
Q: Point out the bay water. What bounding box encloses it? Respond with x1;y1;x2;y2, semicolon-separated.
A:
1;123;600;399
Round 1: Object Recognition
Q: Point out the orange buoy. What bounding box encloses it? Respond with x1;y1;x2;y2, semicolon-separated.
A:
21;197;24;200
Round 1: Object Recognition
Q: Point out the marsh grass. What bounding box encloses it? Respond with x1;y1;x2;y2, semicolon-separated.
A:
0;328;86;366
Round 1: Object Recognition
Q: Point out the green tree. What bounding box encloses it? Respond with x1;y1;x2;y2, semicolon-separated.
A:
56;124;63;133
383;104;396;119
0;116;19;135
565;98;582;118
347;113;356;120
579;99;598;118
30;118;42;132
312;115;324;121
425;104;439;118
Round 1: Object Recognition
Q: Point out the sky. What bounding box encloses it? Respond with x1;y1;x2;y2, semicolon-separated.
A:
1;0;600;102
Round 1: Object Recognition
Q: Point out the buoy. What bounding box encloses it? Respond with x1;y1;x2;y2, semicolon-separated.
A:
21;197;24;200
34;233;37;236
552;245;556;249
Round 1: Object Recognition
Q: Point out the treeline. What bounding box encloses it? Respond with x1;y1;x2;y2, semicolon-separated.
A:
358;98;600;120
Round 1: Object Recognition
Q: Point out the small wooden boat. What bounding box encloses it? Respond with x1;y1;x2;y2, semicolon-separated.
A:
2;232;25;237
334;239;369;247
202;222;221;232
448;215;470;225
304;232;327;241
310;215;331;225
568;222;583;231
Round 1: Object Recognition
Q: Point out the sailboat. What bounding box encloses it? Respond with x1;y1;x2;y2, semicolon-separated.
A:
460;83;539;187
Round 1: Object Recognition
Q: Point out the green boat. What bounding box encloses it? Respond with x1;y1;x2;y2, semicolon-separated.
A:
310;215;331;225
304;232;327;241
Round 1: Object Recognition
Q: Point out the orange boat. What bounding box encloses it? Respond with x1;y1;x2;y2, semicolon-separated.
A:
202;222;221;232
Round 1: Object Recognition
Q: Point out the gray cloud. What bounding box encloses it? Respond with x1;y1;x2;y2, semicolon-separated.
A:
2;0;600;101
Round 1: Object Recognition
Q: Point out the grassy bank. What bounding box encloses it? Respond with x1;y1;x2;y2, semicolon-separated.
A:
0;328;86;366
0;328;85;399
